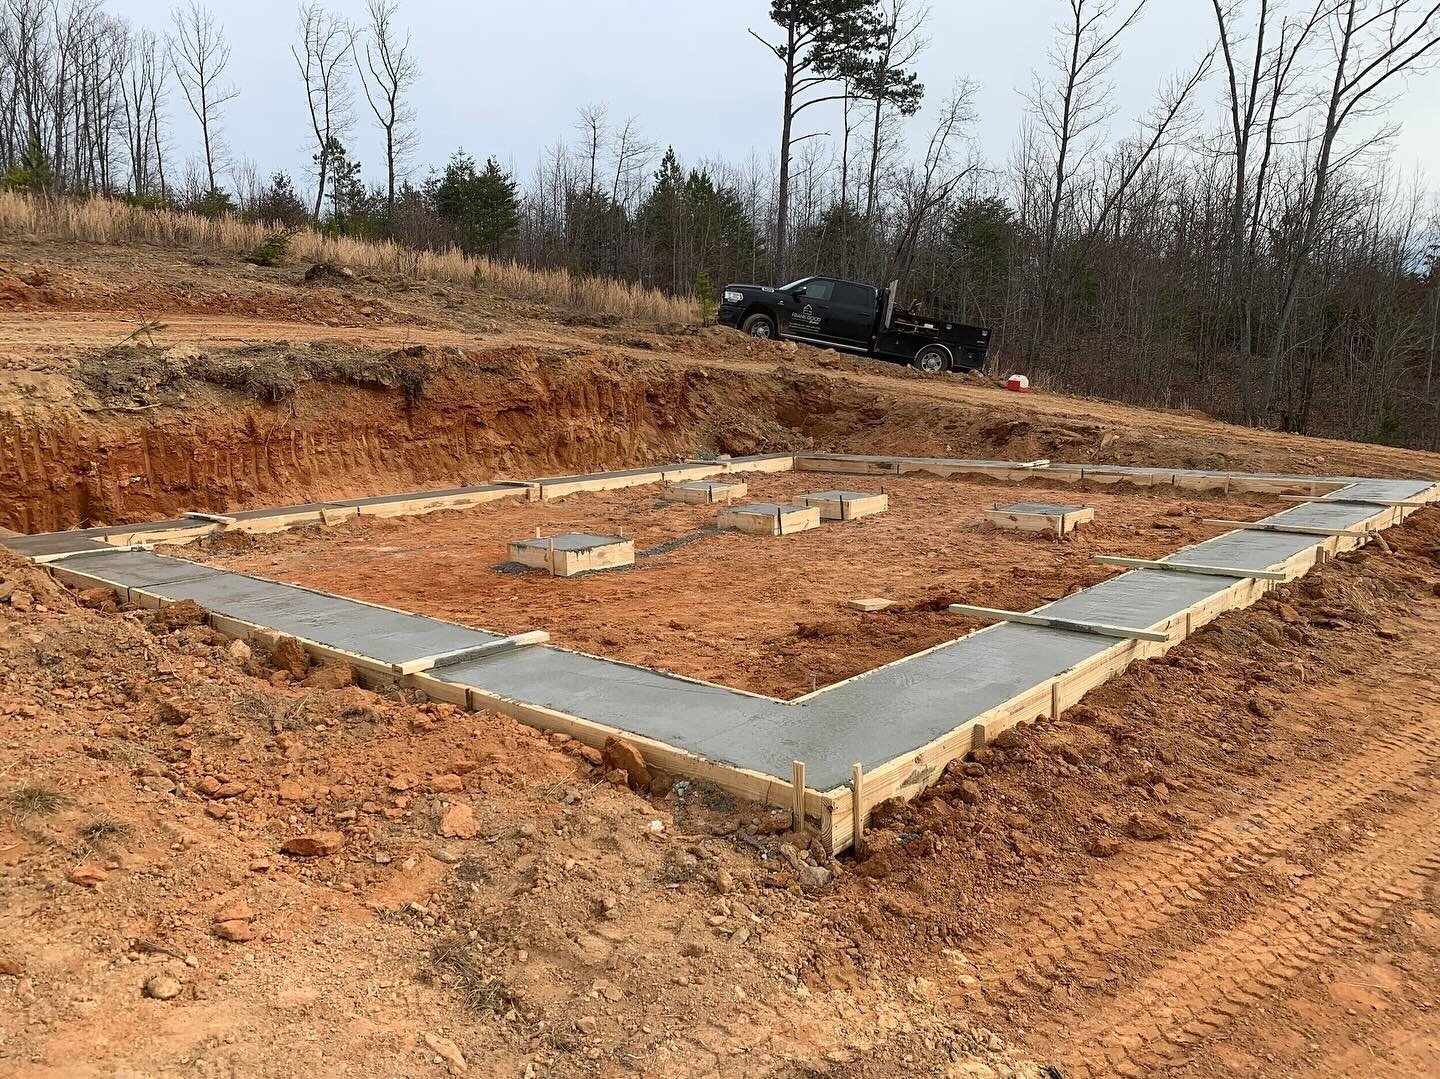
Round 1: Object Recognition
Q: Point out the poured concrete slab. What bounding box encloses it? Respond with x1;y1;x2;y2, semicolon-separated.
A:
509;533;635;577
986;502;1093;535
717;503;821;536
662;480;749;505
800;490;888;521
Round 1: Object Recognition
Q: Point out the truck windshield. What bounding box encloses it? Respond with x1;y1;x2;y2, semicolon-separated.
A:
779;278;811;291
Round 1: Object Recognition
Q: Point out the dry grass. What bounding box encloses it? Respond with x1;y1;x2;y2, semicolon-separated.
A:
0;191;696;324
9;783;64;818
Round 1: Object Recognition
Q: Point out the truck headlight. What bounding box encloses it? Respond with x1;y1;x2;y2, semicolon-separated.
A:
723;290;743;304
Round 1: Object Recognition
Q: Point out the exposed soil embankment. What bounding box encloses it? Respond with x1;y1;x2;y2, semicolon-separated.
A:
0;345;806;532
0;341;1148;533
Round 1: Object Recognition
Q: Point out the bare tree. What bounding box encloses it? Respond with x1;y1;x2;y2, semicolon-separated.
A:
168;0;234;193
1258;0;1440;416
1211;0;1328;418
860;0;928;222
889;80;979;288
575;102;607;196
1025;0;1147;358
352;0;415;216
750;0;879;277
293;2;353;220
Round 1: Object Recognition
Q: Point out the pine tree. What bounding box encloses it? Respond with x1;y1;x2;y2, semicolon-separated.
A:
426;151;520;255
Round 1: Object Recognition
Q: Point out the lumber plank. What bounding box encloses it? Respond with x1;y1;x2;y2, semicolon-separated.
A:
946;603;1170;643
391;630;551;677
1203;518;1374;538
1094;555;1288;581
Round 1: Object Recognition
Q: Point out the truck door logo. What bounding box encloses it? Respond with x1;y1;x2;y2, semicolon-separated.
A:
793;303;821;328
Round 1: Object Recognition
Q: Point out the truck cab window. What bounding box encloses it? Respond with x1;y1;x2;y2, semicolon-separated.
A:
800;279;833;302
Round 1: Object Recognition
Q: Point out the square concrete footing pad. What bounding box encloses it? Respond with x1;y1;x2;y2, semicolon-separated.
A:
800;490;889;521
717;503;822;536
662;480;749;505
985;502;1094;536
508;533;635;576
848;597;894;612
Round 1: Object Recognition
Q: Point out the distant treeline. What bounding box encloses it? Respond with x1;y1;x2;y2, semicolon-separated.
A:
2;0;1439;449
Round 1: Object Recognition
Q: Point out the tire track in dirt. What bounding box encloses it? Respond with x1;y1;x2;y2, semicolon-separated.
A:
971;709;1440;1008
1058;791;1440;1076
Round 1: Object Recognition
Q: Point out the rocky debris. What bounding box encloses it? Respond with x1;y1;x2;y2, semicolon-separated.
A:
281;831;344;857
855;849;897;879
0;956;25;977
276;779;307;802
957;780;982;805
76;586;118;612
270;636;311;677
214;919;256;943
1125;813;1172;841
228;638;252;662
422;1031;467;1075
601;736;651;789
152;599;207;631
780;844;832;891
143;973;183;1000
67;865;108;887
1087;834;1122;858
1249;697;1276;719
439;803;478;840
301;662;355;689
304;262;354;282
427;774;464;793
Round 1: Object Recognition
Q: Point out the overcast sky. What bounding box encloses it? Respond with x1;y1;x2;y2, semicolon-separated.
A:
107;0;1440;200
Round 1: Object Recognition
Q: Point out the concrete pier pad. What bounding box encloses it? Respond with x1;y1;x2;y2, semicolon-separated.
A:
717;503;821;536
508;533;635;576
986;502;1094;536
800;490;889;521
662;480;749;505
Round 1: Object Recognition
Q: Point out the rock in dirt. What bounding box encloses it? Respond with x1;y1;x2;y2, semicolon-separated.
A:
301;662;355;689
276;779;307;802
270;637;311;677
855;850;897;879
153;599;207;631
601;736;651;789
439;804;478;840
423;1031;467;1074
1125;813;1172;841
213;919;255;943
143;973;183;1000
957;779;982;805
67;865;108;887
228;638;252;662
281;831;344;857
76;587;117;611
1087;834;1122;858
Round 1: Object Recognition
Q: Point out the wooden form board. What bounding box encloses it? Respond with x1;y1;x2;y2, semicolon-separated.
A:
348;486;528;519
661;480;749;505
685;455;798;475
536;463;724;500
800;491;889;521
717;503;822;536
792;454;1045;482
984;505;1094;536
508;536;635;577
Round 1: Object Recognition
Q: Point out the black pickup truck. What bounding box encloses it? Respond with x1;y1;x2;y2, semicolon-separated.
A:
717;275;991;373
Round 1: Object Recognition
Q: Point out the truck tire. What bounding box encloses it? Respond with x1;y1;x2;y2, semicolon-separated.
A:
912;345;951;373
741;313;776;339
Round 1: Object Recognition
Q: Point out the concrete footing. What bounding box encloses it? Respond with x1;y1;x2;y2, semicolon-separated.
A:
662;480;749;505
800;490;889;521
986;502;1094;536
717;503;821;536
508;533;635;576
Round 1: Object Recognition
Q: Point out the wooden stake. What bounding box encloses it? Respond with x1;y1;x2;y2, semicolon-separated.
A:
1049;679;1061;720
547;537;556;577
791;761;806;832
851;762;865;856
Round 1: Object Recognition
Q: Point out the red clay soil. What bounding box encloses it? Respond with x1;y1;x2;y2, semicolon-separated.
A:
187;473;1284;698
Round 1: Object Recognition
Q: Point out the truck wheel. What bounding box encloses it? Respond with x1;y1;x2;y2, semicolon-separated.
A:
741;313;776;339
912;345;950;373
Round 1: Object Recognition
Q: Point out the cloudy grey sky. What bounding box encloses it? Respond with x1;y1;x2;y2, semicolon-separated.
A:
107;0;1440;199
